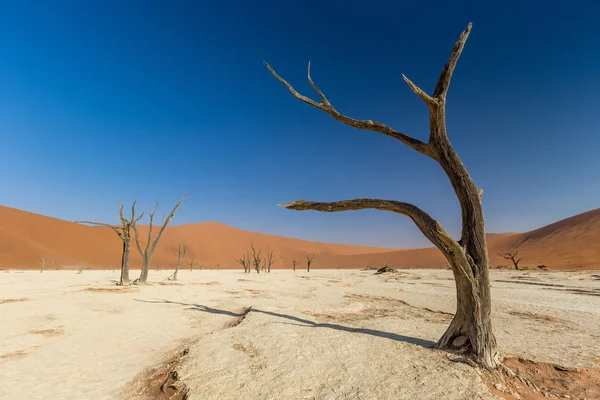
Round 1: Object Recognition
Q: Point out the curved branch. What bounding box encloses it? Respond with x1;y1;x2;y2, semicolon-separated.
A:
75;221;124;239
280;198;473;281
264;62;434;158
433;22;472;99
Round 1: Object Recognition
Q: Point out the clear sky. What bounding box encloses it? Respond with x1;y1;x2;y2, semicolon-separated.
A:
1;0;599;248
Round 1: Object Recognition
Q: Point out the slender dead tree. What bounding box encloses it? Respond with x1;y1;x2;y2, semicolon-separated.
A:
250;241;262;274
169;242;188;281
266;23;499;368
237;252;251;273
133;194;188;285
76;261;89;274
189;258;195;272
76;199;144;286
305;253;315;272
499;251;522;271
292;259;298;271
39;258;46;273
266;247;276;273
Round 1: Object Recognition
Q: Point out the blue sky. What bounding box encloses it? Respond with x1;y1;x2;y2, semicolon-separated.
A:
0;0;599;248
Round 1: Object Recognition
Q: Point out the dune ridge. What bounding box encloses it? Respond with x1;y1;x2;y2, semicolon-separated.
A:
0;205;598;270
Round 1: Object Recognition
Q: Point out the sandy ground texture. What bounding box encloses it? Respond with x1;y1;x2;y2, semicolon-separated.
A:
1;269;599;400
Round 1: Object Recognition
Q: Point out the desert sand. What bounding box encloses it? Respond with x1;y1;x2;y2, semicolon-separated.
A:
1;269;598;399
1;205;600;271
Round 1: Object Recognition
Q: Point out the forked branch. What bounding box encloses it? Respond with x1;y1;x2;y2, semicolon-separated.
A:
264;62;433;158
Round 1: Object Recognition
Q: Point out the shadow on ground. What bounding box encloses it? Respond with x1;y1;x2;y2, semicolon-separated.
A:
134;298;436;348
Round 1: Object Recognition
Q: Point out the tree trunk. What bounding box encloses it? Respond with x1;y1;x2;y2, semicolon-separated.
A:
137;255;150;284
120;239;131;286
436;259;497;367
173;262;180;280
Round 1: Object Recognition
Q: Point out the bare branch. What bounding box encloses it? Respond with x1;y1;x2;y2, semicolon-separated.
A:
264;62;434;158
149;194;188;254
433;22;472;99
307;61;330;106
402;74;437;107
281;199;473;281
75;220;124;239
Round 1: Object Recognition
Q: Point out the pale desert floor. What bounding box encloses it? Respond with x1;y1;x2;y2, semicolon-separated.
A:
1;269;599;400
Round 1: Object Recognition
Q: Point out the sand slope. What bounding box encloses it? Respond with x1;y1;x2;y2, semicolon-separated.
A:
0;205;598;270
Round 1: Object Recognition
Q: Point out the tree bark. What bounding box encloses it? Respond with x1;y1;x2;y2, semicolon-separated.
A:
120;238;131;285
266;23;499;368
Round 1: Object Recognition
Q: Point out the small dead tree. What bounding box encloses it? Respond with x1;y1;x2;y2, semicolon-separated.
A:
75;199;144;286
292;259;298;271
39;258;46;273
266;23;499;367
133;194;188;285
266;247;276;273
499;251;522;271
305;253;315;272
168;242;188;281
76;261;89;274
250;241;262;274
237;253;251;273
189;258;195;272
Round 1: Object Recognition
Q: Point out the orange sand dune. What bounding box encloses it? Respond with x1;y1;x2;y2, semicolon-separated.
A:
0;205;598;271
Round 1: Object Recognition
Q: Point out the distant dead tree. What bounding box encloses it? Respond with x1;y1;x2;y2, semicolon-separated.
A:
237;253;251;273
54;261;58;270
133;194;188;285
250;241;262;274
155;263;162;272
76;261;89;274
39;258;46;273
168;242;188;281
75;199;144;285
266;247;276;273
189;258;195;272
267;23;499;367
305;253;315;272
292;259;298;271
499;251;522;271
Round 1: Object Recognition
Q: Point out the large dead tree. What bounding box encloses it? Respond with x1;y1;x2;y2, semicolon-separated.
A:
236;253;250;273
305;253;315;272
76;199;144;285
499;251;522;271
266;23;499;368
168;242;188;281
133;194;188;285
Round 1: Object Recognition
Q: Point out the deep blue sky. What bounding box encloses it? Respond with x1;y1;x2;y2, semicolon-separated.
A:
1;0;599;248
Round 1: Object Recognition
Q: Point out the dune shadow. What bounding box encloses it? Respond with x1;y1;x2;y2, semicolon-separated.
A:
134;298;436;348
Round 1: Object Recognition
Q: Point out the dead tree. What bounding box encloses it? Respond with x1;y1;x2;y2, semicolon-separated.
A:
76;261;89;274
305;253;315;272
266;247;276;273
266;23;499;368
499;251;522;271
76;199;144;286
237;252;250;273
189;258;195;272
292;259;298;271
250;241;262;274
133;194;188;285
39;258;45;273
168;242;188;281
